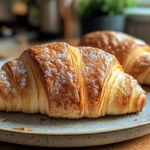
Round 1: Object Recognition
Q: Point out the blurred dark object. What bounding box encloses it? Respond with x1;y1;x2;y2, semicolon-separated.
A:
81;15;125;35
125;7;150;44
0;0;15;37
11;1;29;28
11;0;41;32
75;0;140;34
0;24;15;37
28;1;41;30
39;0;62;40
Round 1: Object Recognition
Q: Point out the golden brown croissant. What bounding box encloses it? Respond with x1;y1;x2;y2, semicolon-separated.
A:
0;42;146;118
79;31;150;85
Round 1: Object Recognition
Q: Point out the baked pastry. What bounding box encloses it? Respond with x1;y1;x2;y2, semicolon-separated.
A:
79;31;150;85
0;42;146;118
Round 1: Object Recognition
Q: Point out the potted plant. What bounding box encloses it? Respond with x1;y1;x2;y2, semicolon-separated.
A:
75;0;140;34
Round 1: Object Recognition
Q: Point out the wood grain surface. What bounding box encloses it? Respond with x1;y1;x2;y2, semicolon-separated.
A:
0;134;149;150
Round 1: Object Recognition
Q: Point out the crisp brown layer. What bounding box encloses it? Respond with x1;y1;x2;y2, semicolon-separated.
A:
79;30;150;85
0;42;147;118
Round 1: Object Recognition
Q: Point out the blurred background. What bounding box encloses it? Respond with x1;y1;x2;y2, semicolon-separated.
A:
0;0;149;60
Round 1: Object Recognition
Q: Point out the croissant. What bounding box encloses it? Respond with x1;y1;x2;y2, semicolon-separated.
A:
79;31;150;85
0;42;146;118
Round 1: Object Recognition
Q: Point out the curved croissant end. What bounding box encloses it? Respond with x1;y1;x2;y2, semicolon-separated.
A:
0;42;146;118
79;31;150;85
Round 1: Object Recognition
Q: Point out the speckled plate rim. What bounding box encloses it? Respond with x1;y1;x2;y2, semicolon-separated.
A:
0;118;149;136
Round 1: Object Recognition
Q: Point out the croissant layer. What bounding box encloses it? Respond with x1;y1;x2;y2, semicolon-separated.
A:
0;42;146;118
79;31;150;85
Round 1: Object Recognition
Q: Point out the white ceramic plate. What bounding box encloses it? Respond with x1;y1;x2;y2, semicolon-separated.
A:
0;60;150;147
0;86;149;147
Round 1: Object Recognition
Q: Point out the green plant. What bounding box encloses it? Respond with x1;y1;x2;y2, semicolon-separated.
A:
76;0;140;18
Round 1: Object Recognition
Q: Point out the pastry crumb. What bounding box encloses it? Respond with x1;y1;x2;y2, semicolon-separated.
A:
12;127;34;131
2;117;8;122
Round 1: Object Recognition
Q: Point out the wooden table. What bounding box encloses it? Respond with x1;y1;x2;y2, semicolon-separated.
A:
0;37;149;150
0;134;149;150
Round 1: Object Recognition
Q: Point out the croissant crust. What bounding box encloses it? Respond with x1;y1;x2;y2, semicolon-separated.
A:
0;42;146;118
79;31;150;85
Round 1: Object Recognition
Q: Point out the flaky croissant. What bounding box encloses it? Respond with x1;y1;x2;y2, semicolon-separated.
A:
0;42;146;118
79;31;150;85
